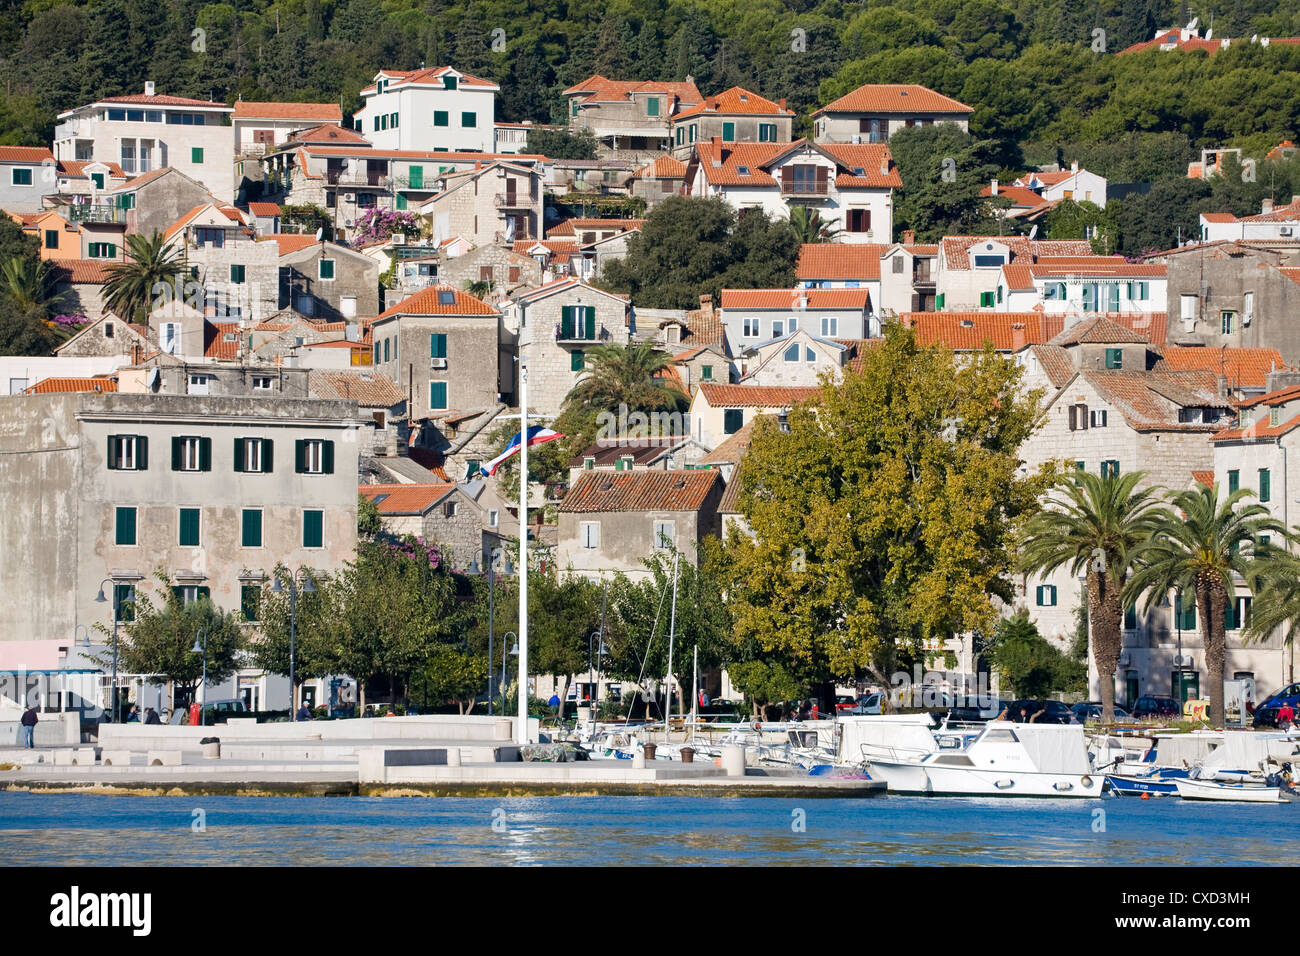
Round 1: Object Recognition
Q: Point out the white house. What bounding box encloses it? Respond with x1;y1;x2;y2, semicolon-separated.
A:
1013;163;1108;209
53;83;235;201
935;236;1096;311
1200;198;1300;243
718;287;876;361
689;382;821;449
994;258;1167;315
354;66;498;153
811;84;973;144
232;101;344;156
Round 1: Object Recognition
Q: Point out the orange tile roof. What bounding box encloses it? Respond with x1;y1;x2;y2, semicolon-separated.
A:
1192;470;1215;486
560;469;721;513
815;84;973;117
940;236;1096;270
359;483;457;514
1049;316;1149;346
361;66;499;95
0;145;55;163
375;284;500;320
247;202;281;216
1001;263;1036;291
817;143;904;188
672;87;793;120
547;218;645;237
204;321;243;361
286;123;371;145
1237;383;1300;408
1212;412;1300;442
96;93;228;107
692;140;786;187
564;75;703;105
57;159;126;178
900;312;1062;351
261;233;320;256
22;376;117;394
1029;259;1166;278
1027;344;1076;388
232;101;342;121
514;278;628;304
1237;199;1300;223
512;239;579;257
720;288;871;310
630;155;687;179
1201;212;1238;223
797;243;886;281
1084;369;1229;430
51;258;111;283
1157;346;1286;389
697;383;821;407
980;184;1051;208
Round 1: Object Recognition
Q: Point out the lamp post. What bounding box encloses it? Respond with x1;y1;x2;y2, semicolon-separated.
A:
501;632;518;711
94;579;136;724
1175;586;1185;703
191;628;208;727
270;568;316;720
469;547;515;716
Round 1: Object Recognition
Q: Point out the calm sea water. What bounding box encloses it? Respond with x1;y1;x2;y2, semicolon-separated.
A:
1;792;1295;866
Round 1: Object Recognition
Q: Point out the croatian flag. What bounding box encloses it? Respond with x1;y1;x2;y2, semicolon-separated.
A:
480;425;564;476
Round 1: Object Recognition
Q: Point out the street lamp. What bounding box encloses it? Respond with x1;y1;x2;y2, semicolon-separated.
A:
94;579;136;724
270;568;316;720
191;628;208;726
501;632;518;711
469;547;514;715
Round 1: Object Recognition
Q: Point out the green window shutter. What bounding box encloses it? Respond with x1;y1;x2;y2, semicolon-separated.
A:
462;112;476;127
137;436;147;470
701;365;713;380
303;509;324;548
936;293;945;308
584;306;596;339
262;439;273;473
648;98;660;117
444;75;457;90
295;439;307;474
676;127;684;145
435;111;448;127
1224;600;1237;631
1124;605;1137;630
1175;594;1196;630
396;194;407;210
1228;469;1239;493
230;264;245;283
571;349;584;372
409;165;423;189
322;440;335;475
430;333;446;358
242;509;262;548
1105;348;1122;369
199;437;211;472
241;585;260;622
320;259;334;280
179;508;200;547
724;409;743;434
91;173;104;189
107;436;118;470
1259;468;1271;502
1108;283;1120;311
560;306;573;339
171;437;182;471
107;243;116;258
197;586;210;602
429;381;448;409
192;147;203;164
722;121;734;141
233;438;244;473
115;507;136;546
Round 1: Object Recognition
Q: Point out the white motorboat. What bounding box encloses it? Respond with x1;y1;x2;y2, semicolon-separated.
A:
866;722;1105;797
1173;777;1285;803
838;713;982;767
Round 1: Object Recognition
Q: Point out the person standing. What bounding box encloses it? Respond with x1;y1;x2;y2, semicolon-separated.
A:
1278;701;1296;730
20;704;37;748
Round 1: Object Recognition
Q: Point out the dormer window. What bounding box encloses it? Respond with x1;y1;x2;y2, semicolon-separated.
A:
444;75;457;90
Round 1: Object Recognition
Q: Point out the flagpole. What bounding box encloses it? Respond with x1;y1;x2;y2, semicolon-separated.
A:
517;362;529;746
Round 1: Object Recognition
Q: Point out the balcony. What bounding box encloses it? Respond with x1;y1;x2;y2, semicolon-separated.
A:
326;170;390;189
495;230;536;244
65;204;126;224
781;182;830;200
495;193;536;208
912;268;935;288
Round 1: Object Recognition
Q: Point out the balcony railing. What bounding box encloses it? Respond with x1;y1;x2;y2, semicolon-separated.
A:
65;204;126;224
781;182;830;197
495;193;536;208
495;230;535;244
326;170;390;188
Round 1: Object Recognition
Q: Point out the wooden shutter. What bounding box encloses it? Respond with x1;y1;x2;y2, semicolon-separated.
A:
107;436;118;470
171;437;182;470
262;439;273;473
199;437;211;472
560;306;573;339
782;167;793;190
233;438;244;473
1079;404;1089;429
1068;405;1077;431
295;439;307;473
137;436;147;470
815;166;827;191
322;440;335;474
584;306;596;339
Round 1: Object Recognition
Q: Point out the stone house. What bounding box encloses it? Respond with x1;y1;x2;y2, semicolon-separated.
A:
668;87;795;159
514;279;631;419
417;160;543;247
567;436;711;486
370;284;508;419
564;75;703;160
162;204;280;322
811;84;973;144
358;482;485;569
116;358;313;399
55;314;152;360
439;243;541;294
625;155;688;208
104;167;220;239
50;259;113;318
737;327;855;387
689;383;821;449
272;236;379;321
246;202;281;236
555;469;724;579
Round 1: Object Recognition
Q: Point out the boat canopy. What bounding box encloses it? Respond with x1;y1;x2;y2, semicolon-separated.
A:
1006;723;1091;775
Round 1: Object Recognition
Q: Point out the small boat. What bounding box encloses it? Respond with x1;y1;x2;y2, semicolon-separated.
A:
1174;777;1285;803
1106;767;1189;796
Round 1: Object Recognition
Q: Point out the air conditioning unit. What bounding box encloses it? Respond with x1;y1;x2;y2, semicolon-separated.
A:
851;134;861;144
1174;654;1194;667
431;357;447;369
343;192;355;202
391;233;406;245
1280;226;1294;236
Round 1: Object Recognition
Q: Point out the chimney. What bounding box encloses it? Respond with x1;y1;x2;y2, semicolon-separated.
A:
991;178;999;196
1071;160;1079;173
699;294;712;318
1262;198;1274;214
903;229;915;245
1011;322;1027;352
778;98;786;111
684;74;694;86
144;81;155;97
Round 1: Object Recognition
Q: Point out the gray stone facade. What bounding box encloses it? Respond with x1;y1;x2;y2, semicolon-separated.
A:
279;242;380;321
439;244;541;293
372;311;505;418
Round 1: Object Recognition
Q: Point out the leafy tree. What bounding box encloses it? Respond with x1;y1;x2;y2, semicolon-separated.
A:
253;565;347;707
888;123;1004;242
984;611;1085;697
414;645;488;713
103;231;186;323
100;571;246;709
564;339;687;422
1126;485;1283;728
727;660;803;721
712;325;1046;690
1044;199;1118;253
357;493;383;539
1019;471;1166;722
280;204;335;239
530;570;603;706
1112;177;1214;257
526;127;598;161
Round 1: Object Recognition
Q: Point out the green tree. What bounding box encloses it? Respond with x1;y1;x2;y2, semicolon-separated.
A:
526;127;598;161
713;324;1045;689
531;570;603;707
1044;199;1118;253
1126;485;1283;728
564;339;687;422
888;123;1004;242
727;660;804;721
1244;537;1300;658
984;611;1085;698
1019;470;1166;722
1;256;69;318
253;565;346;708
787;206;840;244
103;231;186;323
413;645;489;713
100;571;246;709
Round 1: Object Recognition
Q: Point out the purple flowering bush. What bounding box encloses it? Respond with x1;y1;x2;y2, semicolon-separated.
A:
353;209;422;246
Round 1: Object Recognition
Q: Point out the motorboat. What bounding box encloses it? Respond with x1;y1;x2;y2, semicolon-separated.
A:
838;713;982;768
1173;778;1286;803
865;722;1106;797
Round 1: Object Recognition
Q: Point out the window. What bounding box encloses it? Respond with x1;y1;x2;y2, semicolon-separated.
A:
581;521;600;549
91;172;104;190
1259;468;1271;502
104;322;114;339
689;125;696;143
820;317;838;337
11;168;31;186
1105;348;1122;369
1090;409;1107;427
846;209;870;232
1221;311;1235;335
1074;461;1085;486
973;255;1005;268
295;439;335;474
429;381;448;409
560;305;596;339
191;147;204;164
1101;459;1120;478
1067;403;1089;431
979;291;995;307
380;115;388;131
653;520;675;550
88;243;117;259
997;285;1003;304
194;228;224;248
230;264;245;284
1244;292;1255;326
722;121;734;141
303;510;324;549
241;585;260;623
383;338;390;363
234;437;273;474
114;583;135;623
1180;294;1197;324
772;320;784;338
1035;585;1057;606
444;500;457;518
444;75;458;90
1227;469;1239;493
1128;281;1149;301
1124;604;1137;630
390;112;398;128
434;111;449;127
251;376;273;392
759;123;777;142
1226;596;1252;631
107;435;147;470
1175;594;1195;631
241;509;262;548
489;510;499;528
43;229;57;250
171;436;212;472
1271;406;1281;427
461;112;477;128
701;365;713;381
571;349;585;372
648;98;661;117
319;259;335;280
429;333;447;358
114;507;137;546
178;508;200;547
784;344;800;362
723;409;743;434
743;317;760;337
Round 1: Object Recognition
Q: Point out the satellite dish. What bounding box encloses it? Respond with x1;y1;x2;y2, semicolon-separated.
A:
1028;224;1038;240
315;227;324;241
1187;16;1199;31
1204;28;1213;39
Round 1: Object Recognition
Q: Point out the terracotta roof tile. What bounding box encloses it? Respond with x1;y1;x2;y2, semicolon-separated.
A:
720;288;871;310
697;383;821;407
1027;344;1076;388
312;370;406;408
796;243;886;281
981;184;1051;208
1084;369;1229;430
1237;383;1300;408
1156;346;1286;389
1192;470;1215;486
1049;316;1149;345
672;87;793;120
630;155;687;179
232;101;342;121
359;482;457;514
568;437;688;468
56;159;126;178
559;469;721;513
815;84;973;117
900;312;1061;351
247;202;281;216
22;376;117;394
95;93;228;108
261;233;320;256
940;236;1094;270
203;321;243;361
1029;258;1166;277
818;143;904;188
375;284;500;320
50;258;111;283
361;66;499;95
1212;412;1300;442
0;145;55;163
286;124;371;145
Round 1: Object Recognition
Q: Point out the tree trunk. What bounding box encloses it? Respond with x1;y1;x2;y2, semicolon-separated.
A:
1089;568;1124;723
1200;580;1227;729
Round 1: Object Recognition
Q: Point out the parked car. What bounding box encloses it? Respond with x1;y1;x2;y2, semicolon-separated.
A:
1072;701;1132;721
848;692;884;715
1260;682;1300;711
1005;699;1076;724
1131;695;1182;720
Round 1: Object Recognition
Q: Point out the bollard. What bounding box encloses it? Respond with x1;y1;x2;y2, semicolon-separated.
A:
200;737;221;759
446;746;462;767
633;749;646;769
721;744;746;777
680;747;695;764
643;742;657;761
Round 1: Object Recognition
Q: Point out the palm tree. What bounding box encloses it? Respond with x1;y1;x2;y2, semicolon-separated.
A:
1126;484;1283;728
1019;470;1167;722
788;206;840;244
563;339;687;419
462;279;494;298
2;256;70;318
103;231;185;323
1243;534;1300;656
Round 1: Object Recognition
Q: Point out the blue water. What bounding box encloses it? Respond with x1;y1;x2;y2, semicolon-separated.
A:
0;792;1294;865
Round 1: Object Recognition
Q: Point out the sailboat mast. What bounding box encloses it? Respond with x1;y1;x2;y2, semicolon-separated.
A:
517;364;529;746
665;549;680;744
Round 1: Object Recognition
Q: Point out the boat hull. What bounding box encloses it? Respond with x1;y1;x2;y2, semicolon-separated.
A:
869;759;1105;797
1174;779;1283;803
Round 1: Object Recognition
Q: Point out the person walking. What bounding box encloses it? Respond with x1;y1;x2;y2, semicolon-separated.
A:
20;704;37;748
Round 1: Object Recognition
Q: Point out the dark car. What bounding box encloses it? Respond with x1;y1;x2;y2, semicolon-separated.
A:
1006;699;1076;724
1072;701;1132;721
1131;695;1182;719
1261;682;1300;711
